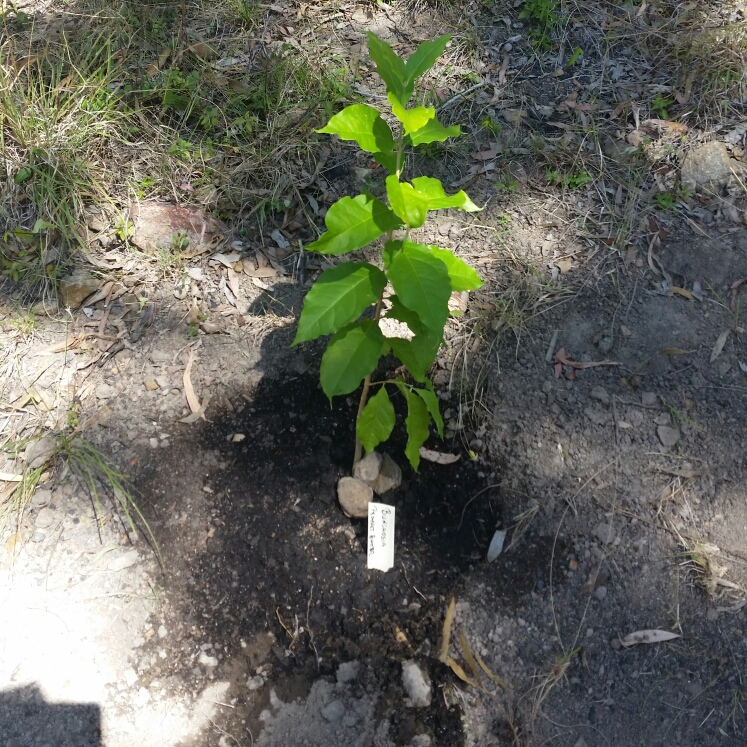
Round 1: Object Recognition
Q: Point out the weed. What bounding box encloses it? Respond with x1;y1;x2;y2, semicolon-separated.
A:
519;0;562;51
651;93;674;119
654;192;677;211
292;33;482;472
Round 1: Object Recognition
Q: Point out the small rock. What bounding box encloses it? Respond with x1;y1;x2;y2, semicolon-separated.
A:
657;425;681;448
34;507;57;529
247;675;264;691
487;529;507;562
337;661;360;684
198;653;219;667
25;437;56;469
681;141;732;194
354;451;382;483
158;625;167;639
96;383;118;400
409;737;432;747
31;488;52;507
706;608;719;621
150;438;159;449
574;738;589;747
371;453;402;495
641;391;658;407
337;477;373;518
594;585;608;600
30;531;46;543
108;549;139;572
597;336;614;353
594;523;616;544
342;715;359;728
59;271;101;309
584;407;611;426
402;660;431;708
123;667;138;687
200;322;221;334
620;324;632;338
144;377;159;391
610;638;622;651
321;700;346;722
135;687;150;706
590;386;610;405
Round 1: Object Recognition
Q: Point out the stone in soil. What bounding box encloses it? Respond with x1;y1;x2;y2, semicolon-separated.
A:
680;141;732;194
31;488;52;507
353;450;402;494
584;407;611;426
590;385;610;405
594;523;616;545
58;270;101;308
96;383;118;400
337;477;373;518
25;437;56;469
401;660;431;708
641;391;658;406
320;699;345;722
34;507;57;529
657;425;680;448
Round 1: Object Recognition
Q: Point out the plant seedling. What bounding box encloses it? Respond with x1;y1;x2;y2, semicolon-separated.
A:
292;33;483;472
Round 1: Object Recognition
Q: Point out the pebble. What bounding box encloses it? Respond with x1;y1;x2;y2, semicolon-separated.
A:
96;383;118;400
597;336;614;353
158;625;167;639
150;438;159;449
124;667;139;687
657;425;681;448
34;507;57;529
198;653;219;667
144;377;159;391
25;437;56;469
590;386;610;405
337;661;360;684
593;523;616;545
594;586;608;600
402;660;431;707
337;477;373;518
353;451;382;483
610;638;621;650
641;392;658;406
31;488;52;508
247;675;264;691
108;549;139;572
320;699;345;722
584;407;611;426
680;141;732;194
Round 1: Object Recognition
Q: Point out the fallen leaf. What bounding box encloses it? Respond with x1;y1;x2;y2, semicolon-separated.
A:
439;597;456;663
554;347;619;370
0;472;22;482
474;652;509;693
671;286;694;300
243;264;278;278
147;47;171;76
709;330;730;363
211;252;242;268
185;41;216;60
0;481;19;507
419;448;460;465
620;629;681;647
556;257;573;274
458;629;483;684
659;348;694;356
446;656;484;690
183;348;202;415
473;149;499;161
179;394;211;424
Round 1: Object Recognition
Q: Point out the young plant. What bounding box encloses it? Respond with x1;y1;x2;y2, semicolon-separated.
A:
292;33;482;471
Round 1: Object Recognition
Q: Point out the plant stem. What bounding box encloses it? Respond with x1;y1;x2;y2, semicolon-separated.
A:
352;291;385;472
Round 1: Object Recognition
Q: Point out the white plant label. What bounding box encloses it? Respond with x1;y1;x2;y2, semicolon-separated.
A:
367;502;395;571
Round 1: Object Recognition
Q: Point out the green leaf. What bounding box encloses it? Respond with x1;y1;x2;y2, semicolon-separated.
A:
367;32;407;103
404;35;450;87
356;385;395;453
14;167;32;185
386;175;429;229
382;239;403;270
411;176;481;213
292;262;387;345
387;336;438;382
406;118;461;147
398;384;430;470
317;104;395;154
387;93;435;135
416;382;443;438
372;150;398;173
306;194;402;255
320;320;385;399
425;246;483;291
387;241;451;331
